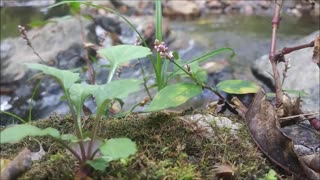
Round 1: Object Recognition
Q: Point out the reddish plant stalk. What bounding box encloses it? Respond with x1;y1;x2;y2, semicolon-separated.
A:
269;0;284;107
274;41;315;61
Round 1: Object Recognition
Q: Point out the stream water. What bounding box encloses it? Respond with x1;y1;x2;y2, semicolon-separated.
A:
0;6;319;125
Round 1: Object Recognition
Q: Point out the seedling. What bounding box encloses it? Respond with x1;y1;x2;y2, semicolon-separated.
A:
0;45;151;176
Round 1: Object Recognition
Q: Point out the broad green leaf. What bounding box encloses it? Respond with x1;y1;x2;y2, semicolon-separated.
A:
60;134;78;142
86;157;111;171
92;79;142;114
69;83;97;112
147;83;202;111
216;80;259;94
193;69;207;83
98;45;151;82
100;138;137;161
0;124;60;144
25;63;80;90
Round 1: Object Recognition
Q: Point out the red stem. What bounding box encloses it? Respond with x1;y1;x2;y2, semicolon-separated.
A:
274;41;315;62
269;0;284;107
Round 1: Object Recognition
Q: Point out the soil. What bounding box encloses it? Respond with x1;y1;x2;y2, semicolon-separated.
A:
0;111;289;179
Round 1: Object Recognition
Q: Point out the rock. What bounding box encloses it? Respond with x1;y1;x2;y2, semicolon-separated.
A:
0;0;55;7
0;16;91;81
252;31;320;112
180;114;241;138
163;0;200;19
206;0;223;9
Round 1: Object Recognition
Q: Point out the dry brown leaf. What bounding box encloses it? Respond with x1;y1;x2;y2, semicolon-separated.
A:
312;35;320;67
213;164;235;180
245;89;307;178
0;148;32;180
300;154;320;173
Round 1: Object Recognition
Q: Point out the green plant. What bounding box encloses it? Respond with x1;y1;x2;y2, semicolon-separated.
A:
258;169;277;180
1;0;264;178
49;1;259;113
0;44;151;177
145;0;260;111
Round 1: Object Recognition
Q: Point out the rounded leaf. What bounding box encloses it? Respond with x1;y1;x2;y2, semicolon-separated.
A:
216;80;259;94
147;83;202;111
0;124;60;144
99;138;137;161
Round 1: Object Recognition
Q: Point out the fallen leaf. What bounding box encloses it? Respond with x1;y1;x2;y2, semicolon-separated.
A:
312;35;320;67
245;89;307;178
300;154;320;173
0;148;32;180
213;164;235;180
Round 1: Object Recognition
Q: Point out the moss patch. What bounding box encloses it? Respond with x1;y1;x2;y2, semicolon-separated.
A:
0;112;284;179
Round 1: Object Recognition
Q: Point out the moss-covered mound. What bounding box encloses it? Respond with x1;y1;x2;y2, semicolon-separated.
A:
0;112;284;179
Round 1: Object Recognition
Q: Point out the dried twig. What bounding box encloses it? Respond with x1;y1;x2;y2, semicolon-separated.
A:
18;25;46;64
77;14;95;84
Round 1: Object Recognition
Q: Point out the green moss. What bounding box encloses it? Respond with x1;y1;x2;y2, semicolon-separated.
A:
0;112;283;179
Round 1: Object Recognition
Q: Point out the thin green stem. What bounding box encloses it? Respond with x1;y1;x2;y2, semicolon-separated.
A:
64;90;86;160
171;60;226;101
155;0;164;90
86;111;102;159
53;137;83;162
138;59;152;100
29;79;43;122
0;111;27;124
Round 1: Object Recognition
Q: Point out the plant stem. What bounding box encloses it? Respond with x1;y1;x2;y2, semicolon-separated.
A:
155;0;165;90
269;0;284;107
171;61;225;101
64;92;87;160
53;138;83;162
274;41;315;62
77;13;95;85
28;79;43;122
0;111;27;124
87;111;102;159
138;59;153;100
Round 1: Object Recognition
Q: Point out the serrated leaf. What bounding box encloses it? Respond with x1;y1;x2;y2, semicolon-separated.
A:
216;80;259;94
97;45;151;82
25;63;80;90
147;83;202;111
0;124;60;144
92;79;142;114
100;138;137;161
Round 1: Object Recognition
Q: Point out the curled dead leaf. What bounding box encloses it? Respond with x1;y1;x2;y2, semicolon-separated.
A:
213;164;235;180
0;148;32;180
312;35;320;67
300;154;320;173
245;89;307;178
